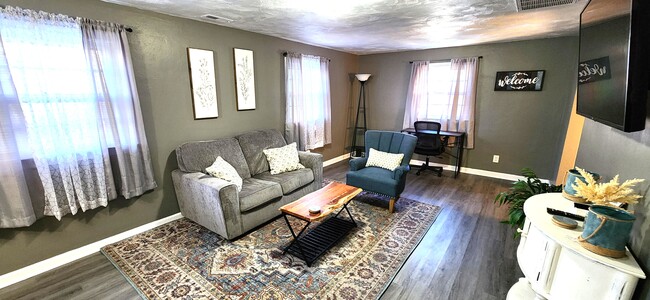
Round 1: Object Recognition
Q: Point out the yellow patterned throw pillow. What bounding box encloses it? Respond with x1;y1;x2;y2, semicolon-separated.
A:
205;156;243;192
263;142;305;175
365;148;404;171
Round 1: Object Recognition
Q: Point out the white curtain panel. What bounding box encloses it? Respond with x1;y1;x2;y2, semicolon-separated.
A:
402;61;429;129
284;53;332;150
443;57;478;149
1;8;110;219
0;6;156;226
0;39;36;228
80;20;157;199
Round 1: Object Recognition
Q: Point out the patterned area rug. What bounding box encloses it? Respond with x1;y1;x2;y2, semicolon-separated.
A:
102;192;440;299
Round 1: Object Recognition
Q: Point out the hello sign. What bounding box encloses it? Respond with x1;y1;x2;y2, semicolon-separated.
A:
494;70;545;91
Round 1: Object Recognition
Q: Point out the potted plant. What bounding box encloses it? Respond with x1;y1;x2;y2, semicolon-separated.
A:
571;167;644;257
495;168;562;237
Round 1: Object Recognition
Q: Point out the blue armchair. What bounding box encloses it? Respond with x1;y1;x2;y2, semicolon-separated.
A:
346;130;417;212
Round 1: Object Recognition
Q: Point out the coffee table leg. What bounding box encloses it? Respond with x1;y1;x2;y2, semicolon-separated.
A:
281;213;312;266
340;202;357;227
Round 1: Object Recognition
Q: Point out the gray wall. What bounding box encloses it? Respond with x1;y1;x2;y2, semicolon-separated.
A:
0;0;358;275
358;37;579;179
576;115;650;298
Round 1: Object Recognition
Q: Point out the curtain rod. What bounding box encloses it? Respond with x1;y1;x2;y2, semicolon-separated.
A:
283;51;331;62
0;5;133;32
409;56;483;63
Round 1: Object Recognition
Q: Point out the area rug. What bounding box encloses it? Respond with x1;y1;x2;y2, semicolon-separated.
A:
101;192;440;299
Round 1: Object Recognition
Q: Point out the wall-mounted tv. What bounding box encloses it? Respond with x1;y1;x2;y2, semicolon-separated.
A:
577;0;649;132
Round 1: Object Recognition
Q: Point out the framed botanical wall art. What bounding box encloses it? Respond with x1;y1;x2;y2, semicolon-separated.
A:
187;48;218;119
233;48;256;110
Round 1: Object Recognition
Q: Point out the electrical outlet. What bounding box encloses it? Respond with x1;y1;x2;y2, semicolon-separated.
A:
492;155;500;163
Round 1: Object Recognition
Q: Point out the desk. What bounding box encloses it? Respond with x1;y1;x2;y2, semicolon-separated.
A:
402;128;465;178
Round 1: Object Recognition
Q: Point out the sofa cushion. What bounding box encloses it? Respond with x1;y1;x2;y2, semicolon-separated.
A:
236;129;287;176
176;138;251;179
253;168;314;195
239;178;283;212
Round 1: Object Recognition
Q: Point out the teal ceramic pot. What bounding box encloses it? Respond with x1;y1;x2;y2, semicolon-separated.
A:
563;168;600;196
579;205;635;258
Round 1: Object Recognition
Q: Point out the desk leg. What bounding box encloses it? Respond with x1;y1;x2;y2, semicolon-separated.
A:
454;134;465;178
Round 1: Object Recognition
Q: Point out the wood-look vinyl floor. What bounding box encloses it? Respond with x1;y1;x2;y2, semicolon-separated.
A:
0;161;522;300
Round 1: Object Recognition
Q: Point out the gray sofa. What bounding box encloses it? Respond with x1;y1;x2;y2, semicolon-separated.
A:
171;129;323;240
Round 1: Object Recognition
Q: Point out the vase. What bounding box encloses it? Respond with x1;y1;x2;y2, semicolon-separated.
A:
578;205;635;258
562;168;600;203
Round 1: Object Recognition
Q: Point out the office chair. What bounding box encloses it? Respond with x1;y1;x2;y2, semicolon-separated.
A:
413;121;445;176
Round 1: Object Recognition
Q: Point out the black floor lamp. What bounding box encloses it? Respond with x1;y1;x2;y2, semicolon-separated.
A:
350;73;371;157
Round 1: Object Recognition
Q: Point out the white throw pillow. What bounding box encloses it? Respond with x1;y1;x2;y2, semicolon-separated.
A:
365;148;404;171
263;142;305;175
205;156;243;192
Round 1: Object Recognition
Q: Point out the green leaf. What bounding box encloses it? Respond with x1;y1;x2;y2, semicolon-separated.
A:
494;167;562;240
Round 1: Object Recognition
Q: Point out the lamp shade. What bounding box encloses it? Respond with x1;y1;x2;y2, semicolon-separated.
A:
355;74;371;82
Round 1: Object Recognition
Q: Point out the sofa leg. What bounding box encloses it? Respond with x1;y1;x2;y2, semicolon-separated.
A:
389;197;396;213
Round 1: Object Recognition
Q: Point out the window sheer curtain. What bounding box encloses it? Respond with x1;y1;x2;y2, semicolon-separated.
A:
284;52;332;150
402;58;479;148
0;6;156;227
80;20;157;199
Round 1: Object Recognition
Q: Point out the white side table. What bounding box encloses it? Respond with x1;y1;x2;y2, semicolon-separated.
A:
507;193;645;300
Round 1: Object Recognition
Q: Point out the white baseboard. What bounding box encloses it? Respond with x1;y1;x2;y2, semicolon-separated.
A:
323;153;350;167
408;159;550;183
323;155;534;182
0;212;183;290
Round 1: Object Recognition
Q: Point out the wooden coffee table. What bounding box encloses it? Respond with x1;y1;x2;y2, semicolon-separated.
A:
279;181;362;266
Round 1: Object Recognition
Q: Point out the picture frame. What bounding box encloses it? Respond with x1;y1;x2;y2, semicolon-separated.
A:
187;48;219;119
494;70;545;91
233;48;256;110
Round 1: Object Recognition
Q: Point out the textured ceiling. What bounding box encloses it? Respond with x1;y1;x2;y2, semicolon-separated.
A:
101;0;589;54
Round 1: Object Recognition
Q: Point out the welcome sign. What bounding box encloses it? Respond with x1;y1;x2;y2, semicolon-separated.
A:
578;56;611;84
494;70;545;91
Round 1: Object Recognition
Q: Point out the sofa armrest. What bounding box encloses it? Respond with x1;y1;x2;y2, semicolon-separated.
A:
171;170;243;239
298;151;322;170
299;151;323;186
393;165;410;180
349;157;368;171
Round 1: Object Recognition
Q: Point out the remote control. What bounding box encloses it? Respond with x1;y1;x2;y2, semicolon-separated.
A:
573;202;590;210
546;207;585;221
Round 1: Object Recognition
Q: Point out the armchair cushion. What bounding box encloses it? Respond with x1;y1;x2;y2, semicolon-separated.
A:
365;148;404;171
346;167;398;197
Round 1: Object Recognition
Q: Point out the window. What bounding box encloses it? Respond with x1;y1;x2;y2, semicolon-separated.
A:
0;6;156;225
284;53;332;150
403;58;479;148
